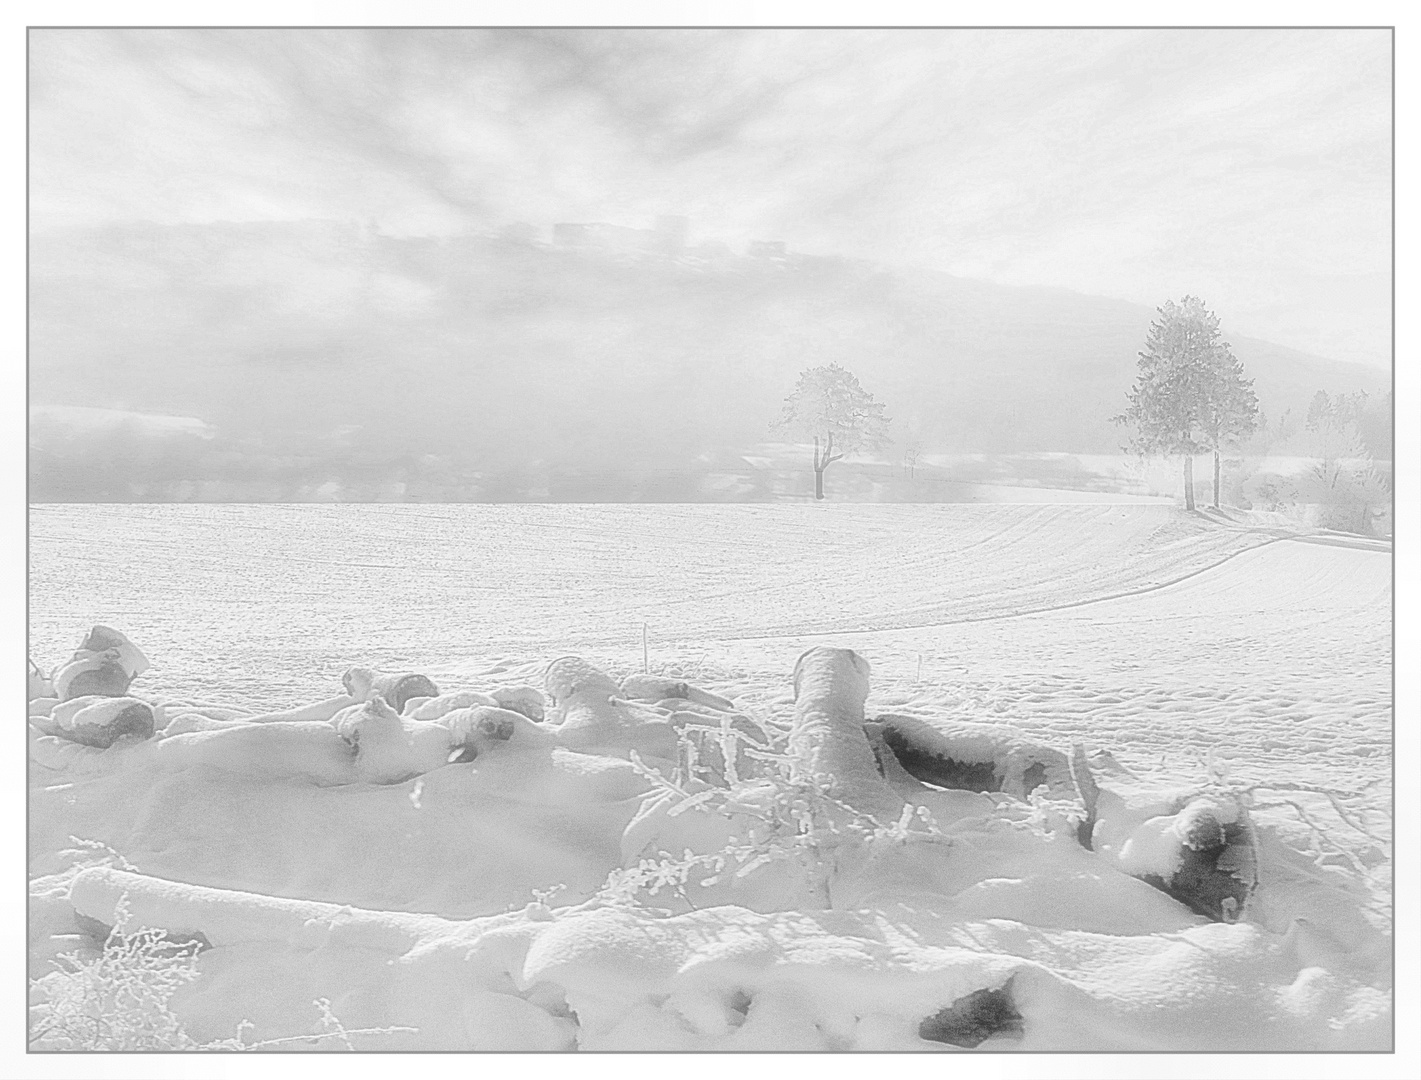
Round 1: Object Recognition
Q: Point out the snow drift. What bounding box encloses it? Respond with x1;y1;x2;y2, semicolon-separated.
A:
28;645;1390;1051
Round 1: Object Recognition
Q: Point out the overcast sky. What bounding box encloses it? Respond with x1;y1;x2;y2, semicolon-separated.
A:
29;27;1391;369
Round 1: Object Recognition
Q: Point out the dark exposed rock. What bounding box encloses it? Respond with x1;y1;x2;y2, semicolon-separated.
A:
919;981;1024;1048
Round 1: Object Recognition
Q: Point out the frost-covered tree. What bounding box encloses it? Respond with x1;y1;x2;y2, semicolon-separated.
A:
773;363;890;500
1296;390;1391;534
1197;348;1260;509
1114;297;1259;510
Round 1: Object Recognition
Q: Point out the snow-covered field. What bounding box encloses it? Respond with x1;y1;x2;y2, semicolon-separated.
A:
27;503;1393;1052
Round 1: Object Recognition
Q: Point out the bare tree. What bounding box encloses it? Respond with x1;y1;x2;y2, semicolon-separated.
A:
773;364;890;500
902;437;923;481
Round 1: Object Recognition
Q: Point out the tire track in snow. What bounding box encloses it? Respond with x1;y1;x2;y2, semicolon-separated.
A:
725;529;1385;642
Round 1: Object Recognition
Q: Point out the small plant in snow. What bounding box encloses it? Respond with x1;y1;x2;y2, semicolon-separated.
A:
598;724;946;910
30;895;416;1051
30;897;203;1051
61;836;138;873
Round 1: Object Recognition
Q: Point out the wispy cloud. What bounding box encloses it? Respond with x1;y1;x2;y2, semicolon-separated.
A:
29;28;1390;366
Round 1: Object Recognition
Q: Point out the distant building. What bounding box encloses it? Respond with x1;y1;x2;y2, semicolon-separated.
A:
747;240;788;258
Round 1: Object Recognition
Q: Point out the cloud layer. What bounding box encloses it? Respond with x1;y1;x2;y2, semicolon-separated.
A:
30;28;1391;367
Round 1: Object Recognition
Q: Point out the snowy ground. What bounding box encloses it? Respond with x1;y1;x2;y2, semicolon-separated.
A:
27;503;1393;1052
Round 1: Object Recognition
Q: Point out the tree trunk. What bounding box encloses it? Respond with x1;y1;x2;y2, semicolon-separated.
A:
1212;448;1221;509
812;432;836;500
1183;453;1196;511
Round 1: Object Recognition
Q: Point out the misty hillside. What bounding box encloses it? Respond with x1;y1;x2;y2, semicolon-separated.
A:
29;221;1388;498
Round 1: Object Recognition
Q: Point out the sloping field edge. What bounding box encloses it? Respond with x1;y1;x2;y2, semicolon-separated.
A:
731;524;1389;642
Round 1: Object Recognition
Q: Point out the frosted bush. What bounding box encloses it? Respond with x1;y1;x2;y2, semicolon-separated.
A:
598;722;945;911
30;897;415;1051
30;904;205;1050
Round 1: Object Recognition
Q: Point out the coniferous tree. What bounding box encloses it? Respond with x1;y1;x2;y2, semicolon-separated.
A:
1114;296;1259;510
1197;347;1260;508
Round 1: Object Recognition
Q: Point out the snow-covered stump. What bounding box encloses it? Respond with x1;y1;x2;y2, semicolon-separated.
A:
28;659;55;702
544;657;678;760
48;625;151;702
789;647;903;822
67;867;437;954
52;653;135;701
618;675;735;713
36;696;157;749
442;705;555;763
544;657;625;750
867;714;1075;803
342;668;441;714
330;696;465;783
74;625;150;677
1105;795;1259;923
